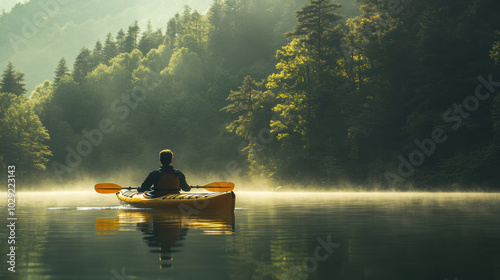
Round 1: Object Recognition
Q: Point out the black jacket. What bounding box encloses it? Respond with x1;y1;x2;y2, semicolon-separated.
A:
138;165;190;193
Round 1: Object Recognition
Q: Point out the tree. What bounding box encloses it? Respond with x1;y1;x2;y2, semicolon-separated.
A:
139;20;164;55
267;39;312;141
125;21;140;52
29;80;54;123
0;61;27;96
92;40;105;65
53;57;70;85
72;48;94;83
164;48;205;93
286;0;343;64
166;16;179;49
223;76;273;139
116;29;126;53
103;33;118;64
491;31;500;65
0;93;52;173
222;76;275;176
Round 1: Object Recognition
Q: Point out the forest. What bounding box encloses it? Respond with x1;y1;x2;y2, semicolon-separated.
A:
1;0;499;190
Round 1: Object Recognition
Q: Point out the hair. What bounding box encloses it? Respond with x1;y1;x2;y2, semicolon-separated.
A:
159;149;174;165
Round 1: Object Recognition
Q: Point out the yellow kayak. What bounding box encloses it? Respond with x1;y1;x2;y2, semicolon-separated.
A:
116;190;236;211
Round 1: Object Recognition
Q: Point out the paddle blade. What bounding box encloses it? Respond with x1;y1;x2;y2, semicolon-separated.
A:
203;182;235;192
95;183;124;194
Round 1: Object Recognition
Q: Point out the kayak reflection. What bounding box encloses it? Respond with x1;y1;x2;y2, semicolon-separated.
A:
95;209;235;268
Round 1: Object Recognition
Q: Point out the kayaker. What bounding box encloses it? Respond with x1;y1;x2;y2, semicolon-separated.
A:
137;149;191;196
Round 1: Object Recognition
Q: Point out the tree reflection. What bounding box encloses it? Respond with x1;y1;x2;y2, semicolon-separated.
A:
95;208;235;269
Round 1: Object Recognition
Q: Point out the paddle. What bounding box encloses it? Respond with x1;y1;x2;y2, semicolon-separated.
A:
95;182;235;194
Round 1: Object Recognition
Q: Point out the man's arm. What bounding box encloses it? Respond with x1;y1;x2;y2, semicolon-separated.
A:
137;171;158;193
177;171;191;192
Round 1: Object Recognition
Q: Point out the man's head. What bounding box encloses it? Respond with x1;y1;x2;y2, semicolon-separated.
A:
159;149;174;165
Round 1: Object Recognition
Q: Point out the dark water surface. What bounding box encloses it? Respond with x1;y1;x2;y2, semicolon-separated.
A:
1;191;500;280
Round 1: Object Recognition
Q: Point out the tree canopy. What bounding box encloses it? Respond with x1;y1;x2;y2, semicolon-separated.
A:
2;0;498;189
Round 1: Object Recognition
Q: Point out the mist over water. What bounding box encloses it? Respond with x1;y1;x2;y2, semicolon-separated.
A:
1;191;499;279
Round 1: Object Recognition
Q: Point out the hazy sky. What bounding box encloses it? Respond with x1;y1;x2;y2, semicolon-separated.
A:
0;0;25;13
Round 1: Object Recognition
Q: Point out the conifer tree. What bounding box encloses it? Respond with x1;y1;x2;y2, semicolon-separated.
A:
103;33;118;64
92;40;104;65
222;76;273;139
139;20;164;55
116;29;126;53
54;57;70;85
166;17;178;49
125;21;140;52
0;61;27;96
72;48;93;83
286;0;342;63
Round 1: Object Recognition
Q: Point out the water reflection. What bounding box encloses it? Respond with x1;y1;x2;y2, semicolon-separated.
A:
3;191;499;280
95;209;235;268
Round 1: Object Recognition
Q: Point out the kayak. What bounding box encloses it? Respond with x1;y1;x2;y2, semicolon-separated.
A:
116;190;236;211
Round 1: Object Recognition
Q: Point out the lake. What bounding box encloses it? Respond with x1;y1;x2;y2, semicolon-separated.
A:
1;191;499;280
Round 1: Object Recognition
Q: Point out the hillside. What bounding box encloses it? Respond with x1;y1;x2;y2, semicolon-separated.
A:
0;0;212;92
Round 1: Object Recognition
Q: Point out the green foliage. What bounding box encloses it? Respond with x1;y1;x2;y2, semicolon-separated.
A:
267;39;311;140
222;76;276;177
138;20;164;55
72;48;94;83
103;33;118;64
286;0;343;63
0;0;212;93
491;31;500;65
0;92;51;173
165;48;205;93
0;61;26;96
54;58;70;85
29;80;54;120
2;0;499;188
125;21;140;53
223;76;274;139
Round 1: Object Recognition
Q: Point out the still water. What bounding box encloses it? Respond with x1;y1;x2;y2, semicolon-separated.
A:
1;191;499;280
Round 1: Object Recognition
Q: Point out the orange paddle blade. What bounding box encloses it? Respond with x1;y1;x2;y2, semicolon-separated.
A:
203;182;235;192
95;183;124;194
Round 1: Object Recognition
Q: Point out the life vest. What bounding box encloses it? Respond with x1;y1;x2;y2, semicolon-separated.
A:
154;171;181;194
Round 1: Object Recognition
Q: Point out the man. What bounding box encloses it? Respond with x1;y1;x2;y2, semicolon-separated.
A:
137;149;191;197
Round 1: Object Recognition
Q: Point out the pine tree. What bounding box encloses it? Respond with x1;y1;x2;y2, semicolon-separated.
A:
103;33;118;64
166;17;178;48
116;29;126;53
125;21;140;52
222;76;273;139
54;57;70;85
138;20;163;55
92;40;104;66
286;0;342;63
222;75;275;177
72;48;93;83
0;61;27;96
